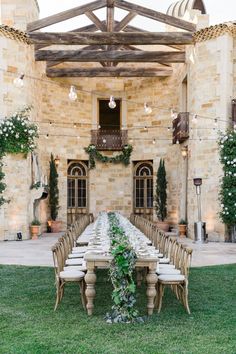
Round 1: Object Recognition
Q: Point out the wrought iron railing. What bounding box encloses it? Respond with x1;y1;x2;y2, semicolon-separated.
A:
91;129;128;150
172;112;189;144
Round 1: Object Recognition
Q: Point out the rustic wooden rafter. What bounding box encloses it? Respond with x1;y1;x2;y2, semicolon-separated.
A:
46;67;173;77
28;32;194;46
35;49;185;63
85;11;107;31
27;0;107;32
114;0;196;32
114;11;137;31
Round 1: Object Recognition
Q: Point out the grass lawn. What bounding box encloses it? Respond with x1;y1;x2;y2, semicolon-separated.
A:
0;264;236;354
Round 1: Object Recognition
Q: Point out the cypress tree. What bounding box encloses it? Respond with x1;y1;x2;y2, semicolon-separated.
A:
49;154;59;220
155;159;167;221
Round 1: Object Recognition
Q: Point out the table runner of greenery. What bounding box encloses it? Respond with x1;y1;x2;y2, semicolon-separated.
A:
105;212;143;323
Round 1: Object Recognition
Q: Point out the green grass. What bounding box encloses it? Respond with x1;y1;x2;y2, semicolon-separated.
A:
0;264;236;354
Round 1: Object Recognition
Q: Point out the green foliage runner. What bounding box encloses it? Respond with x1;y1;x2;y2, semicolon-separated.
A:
106;212;143;323
218;130;236;225
155;158;167;221
0;106;38;207
84;144;133;169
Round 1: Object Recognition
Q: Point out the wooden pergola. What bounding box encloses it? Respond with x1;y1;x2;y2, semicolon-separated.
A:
27;0;196;78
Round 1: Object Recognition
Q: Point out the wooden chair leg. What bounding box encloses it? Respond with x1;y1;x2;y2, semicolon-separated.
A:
183;284;190;314
158;283;165;313
79;280;86;310
54;280;62;311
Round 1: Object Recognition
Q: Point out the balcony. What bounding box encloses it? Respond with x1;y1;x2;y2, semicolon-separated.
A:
91;129;128;151
172;112;189;144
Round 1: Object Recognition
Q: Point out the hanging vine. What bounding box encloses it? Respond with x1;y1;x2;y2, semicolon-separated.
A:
0;106;38;207
84;144;133;169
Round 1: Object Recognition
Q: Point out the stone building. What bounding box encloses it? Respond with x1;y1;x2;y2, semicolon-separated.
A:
0;0;234;241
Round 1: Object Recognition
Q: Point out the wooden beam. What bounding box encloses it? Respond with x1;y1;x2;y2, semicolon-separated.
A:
27;0;107;32
36;49;185;63
85;11;107;31
114;11;137;31
29;32;194;45
46;67;173;77
114;0;196;32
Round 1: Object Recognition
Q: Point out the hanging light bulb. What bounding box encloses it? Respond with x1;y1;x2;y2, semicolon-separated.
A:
68;85;77;101
98;124;101;129
73;123;77;128
192;114;198;124
13;73;24;88
167;127;171;132
152;138;156;145
108;96;116;109
144;102;152;114
102;138;107;143
45;134;49;139
214;118;218;127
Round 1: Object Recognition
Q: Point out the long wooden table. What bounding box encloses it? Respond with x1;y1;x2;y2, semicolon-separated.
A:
84;252;158;316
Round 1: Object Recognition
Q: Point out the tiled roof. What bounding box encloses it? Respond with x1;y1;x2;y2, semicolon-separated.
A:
194;22;236;42
0;24;31;44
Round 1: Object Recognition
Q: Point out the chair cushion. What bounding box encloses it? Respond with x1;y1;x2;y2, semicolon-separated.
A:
72;249;86;255
157;269;181;275
159;257;170;264
64;265;87;272
159;264;175;269
72;246;87;252
157;253;163;258
65;258;83;266
59;270;85;280
68;253;84;258
158;274;185;282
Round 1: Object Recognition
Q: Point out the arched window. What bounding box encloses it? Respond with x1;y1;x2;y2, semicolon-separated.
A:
67;161;88;223
134;161;153;215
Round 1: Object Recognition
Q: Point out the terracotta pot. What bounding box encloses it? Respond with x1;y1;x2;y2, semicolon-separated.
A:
178;224;187;237
30;225;40;240
50;220;62;233
156;221;169;232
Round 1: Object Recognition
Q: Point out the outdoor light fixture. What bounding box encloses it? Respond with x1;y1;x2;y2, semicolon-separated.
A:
13;73;24;88
16;232;22;241
192;114;198;124
181;145;188;159
193;177;207;243
68;85;77;101
152;138;156;144
54;155;60;167
171;109;178;120
108;96;116;109
102;138;107;144
144;102;152;114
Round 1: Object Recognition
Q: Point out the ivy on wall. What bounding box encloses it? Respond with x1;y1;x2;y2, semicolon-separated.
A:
218;130;236;225
0;106;38;207
84;144;133;169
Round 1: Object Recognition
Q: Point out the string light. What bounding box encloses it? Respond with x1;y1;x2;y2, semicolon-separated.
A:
144;102;152;114
73;123;77;128
13;73;24;88
68;85;77;101
152;138;156;144
171;109;178;120
108;96;116;109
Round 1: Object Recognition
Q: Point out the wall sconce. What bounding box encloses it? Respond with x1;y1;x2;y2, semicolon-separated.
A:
181;145;188;159
54;155;60;167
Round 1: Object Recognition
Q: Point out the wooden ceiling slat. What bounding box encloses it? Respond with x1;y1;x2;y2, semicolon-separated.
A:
46;67;173;77
35;49;185;63
29;32;193;46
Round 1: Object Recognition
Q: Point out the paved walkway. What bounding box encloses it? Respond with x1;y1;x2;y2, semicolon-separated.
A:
0;233;235;268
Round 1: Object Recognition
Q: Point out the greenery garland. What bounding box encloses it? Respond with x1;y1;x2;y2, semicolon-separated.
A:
0;106;38;207
106;212;143;324
84;144;133;169
218;130;236;225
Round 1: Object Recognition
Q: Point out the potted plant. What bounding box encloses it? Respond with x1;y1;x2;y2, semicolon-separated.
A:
178;219;187;237
155;159;169;231
49;153;61;233
30;219;41;240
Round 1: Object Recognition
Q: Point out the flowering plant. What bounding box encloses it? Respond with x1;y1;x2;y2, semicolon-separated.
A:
218;130;236;225
0;106;38;207
0;106;38;155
